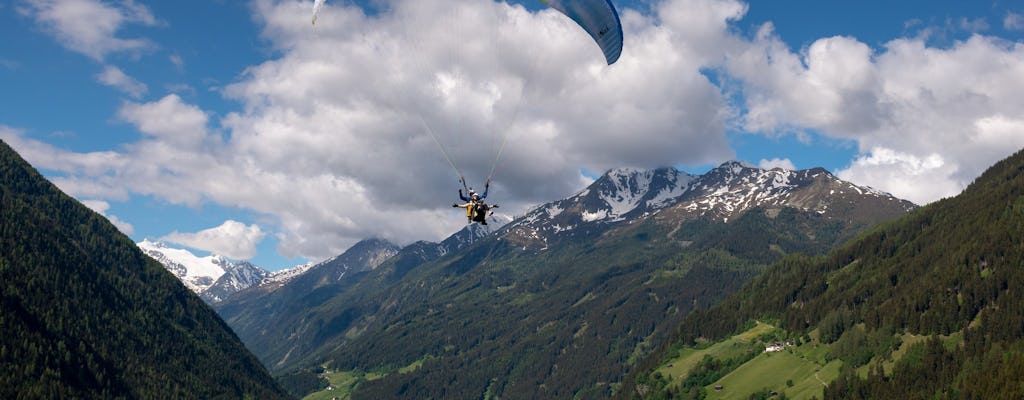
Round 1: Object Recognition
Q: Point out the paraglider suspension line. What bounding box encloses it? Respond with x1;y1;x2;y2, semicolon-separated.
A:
419;115;467;185
485;79;529;185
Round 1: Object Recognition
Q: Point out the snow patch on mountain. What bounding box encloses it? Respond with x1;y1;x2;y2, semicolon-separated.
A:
647;182;689;209
139;239;227;293
600;167;652;220
263;262;316;285
438;223;492;255
138;239;271;303
501;162;915;251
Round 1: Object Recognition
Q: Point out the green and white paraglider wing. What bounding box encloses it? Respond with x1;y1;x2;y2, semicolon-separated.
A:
541;0;624;64
312;0;326;25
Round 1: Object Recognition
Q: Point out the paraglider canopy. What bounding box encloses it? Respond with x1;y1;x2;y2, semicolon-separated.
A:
540;0;623;64
311;0;326;25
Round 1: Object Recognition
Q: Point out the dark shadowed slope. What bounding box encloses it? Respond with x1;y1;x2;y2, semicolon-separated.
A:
0;140;290;399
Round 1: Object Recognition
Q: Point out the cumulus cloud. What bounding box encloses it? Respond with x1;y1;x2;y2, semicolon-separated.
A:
161;220;266;260
14;0;698;259
836;148;961;205
210;0;742;257
758;157;795;171
726;28;882;135
96;65;147;98
17;0;159;61
117;94;209;145
8;0;1024;262
726;24;1024;204
0;125;132;199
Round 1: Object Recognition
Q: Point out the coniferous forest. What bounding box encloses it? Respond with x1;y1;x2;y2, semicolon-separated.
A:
0;140;290;399
620;147;1024;399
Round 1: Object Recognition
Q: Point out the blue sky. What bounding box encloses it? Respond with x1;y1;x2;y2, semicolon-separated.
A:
3;0;1023;270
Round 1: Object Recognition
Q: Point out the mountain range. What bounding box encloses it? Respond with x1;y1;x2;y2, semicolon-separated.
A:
213;161;915;398
136;239;317;303
150;162;913;307
504;162;912;250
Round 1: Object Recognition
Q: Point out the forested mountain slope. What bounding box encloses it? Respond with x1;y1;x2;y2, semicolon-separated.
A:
621;147;1024;399
0;140;290;399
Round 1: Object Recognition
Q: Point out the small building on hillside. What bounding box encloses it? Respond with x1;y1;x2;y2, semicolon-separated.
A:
765;341;792;352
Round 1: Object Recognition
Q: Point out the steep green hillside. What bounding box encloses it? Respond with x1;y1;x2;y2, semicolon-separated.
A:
0;140;290;399
622;147;1024;399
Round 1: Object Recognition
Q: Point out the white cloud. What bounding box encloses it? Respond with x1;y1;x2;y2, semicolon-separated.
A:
973;114;1024;145
117;94;211;146
161;220;266;260
0;125;130;197
758;158;795;171
726;25;1024;204
836;148;962;204
8;0;1024;262
209;0;742;257
1006;12;1024;31
18;0;159;61
96;65;147;98
81;199;134;234
726;29;882;135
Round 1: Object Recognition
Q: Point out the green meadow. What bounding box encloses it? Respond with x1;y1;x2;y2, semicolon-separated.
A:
654;321;963;399
656;322;838;399
302;357;431;400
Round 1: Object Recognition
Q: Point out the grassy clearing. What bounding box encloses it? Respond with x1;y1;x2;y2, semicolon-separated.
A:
302;370;362;400
656;322;847;399
301;356;431;400
854;333;928;379
656;322;775;387
705;349;840;400
854;331;967;379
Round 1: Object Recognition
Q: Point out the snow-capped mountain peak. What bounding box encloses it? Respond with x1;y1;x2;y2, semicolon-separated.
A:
261;262;316;286
501;162;915;250
512;167;694;229
138;240;270;303
139;239;226;292
677;163;913;222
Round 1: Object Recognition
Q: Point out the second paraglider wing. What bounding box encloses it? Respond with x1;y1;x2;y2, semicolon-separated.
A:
540;0;624;64
312;0;326;25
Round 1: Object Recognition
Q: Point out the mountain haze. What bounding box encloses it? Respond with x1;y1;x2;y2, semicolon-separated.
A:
0;140;289;399
217;162;914;399
622;147;1024;399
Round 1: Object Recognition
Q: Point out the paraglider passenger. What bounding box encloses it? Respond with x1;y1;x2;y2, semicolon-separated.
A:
454;183;496;225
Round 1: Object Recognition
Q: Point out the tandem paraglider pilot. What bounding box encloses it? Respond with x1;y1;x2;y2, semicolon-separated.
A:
453;184;498;225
